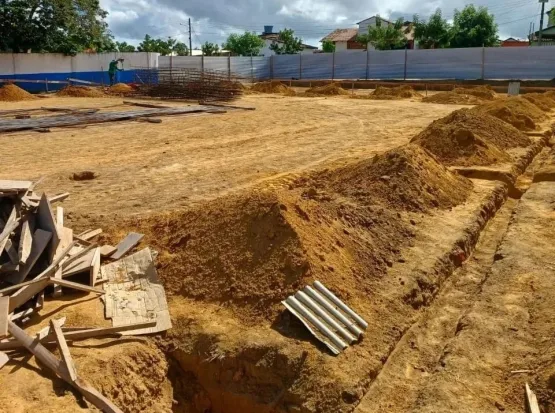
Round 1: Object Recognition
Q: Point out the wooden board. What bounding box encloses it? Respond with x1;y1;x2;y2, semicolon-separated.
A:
18;215;34;265
90;247;101;286
102;248;171;335
110;232;144;260
49;192;70;203
37;194;60;261
4;239;19;264
62;248;95;278
56;206;63;227
0;206;18;255
526;383;541;413
77;228;102;241
50;319;77;381
0;180;32;193
0;297;9;338
4;229;52;284
100;245;117;257
49;277;105;295
53;227;73;297
0;351;8;369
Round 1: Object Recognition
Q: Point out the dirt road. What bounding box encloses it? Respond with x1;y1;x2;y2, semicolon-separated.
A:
0;95;463;217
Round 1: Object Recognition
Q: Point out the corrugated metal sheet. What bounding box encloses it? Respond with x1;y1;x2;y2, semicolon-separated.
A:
484;46;555;80
301;53;333;79
274;54;301;79
282;281;368;355
406;47;482;80
334;51;367;80
368;50;405;79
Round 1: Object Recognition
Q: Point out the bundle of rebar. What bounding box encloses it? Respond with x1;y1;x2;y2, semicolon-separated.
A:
132;68;245;102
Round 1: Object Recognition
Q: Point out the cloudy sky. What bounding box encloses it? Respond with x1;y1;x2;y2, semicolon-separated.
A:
100;0;548;49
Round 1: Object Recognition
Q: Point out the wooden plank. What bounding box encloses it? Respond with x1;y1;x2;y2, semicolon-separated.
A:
90;247;100;286
0;206;18;255
0;180;32;193
0;321;157;351
123;100;172;109
110;232;144;260
4;239;19;264
76;228;102;241
50;318;77;381
37;194;60;261
0;297;9;338
7;320;124;413
48;277;105;295
5;229;52;284
9;279;49;312
48;192;70;203
0;351;8;369
62;248;95;277
0;278;45;296
53;227;73;298
526;383;541;413
56;206;63;227
0;262;18;273
18;215;34;264
100;245;117;257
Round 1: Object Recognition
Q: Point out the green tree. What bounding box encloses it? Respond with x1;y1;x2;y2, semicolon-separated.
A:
269;28;303;54
201;41;220;56
115;41;136;52
137;35;188;56
322;39;336;53
0;0;114;54
450;5;499;48
222;32;264;56
357;17;407;50
413;9;451;49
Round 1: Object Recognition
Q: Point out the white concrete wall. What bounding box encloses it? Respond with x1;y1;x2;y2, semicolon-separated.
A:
335;42;348;52
0;52;158;76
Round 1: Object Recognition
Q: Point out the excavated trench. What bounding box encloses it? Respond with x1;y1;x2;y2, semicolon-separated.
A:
144;122;553;413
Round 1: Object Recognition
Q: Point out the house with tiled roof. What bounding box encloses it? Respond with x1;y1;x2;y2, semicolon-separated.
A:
321;15;415;51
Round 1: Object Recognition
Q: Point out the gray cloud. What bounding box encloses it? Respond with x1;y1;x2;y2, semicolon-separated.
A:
100;0;543;49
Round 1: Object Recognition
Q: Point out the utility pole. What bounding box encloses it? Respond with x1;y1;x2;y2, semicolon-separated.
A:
538;0;549;46
188;18;193;55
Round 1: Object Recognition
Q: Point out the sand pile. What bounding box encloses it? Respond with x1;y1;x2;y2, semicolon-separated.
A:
304;83;349;96
522;93;555;112
411;109;531;166
108;83;133;94
318;144;472;212
57;85;106;98
454;86;496;101
422;92;484;105
471;97;547;131
0;84;36;101
250;81;296;96
370;85;422;100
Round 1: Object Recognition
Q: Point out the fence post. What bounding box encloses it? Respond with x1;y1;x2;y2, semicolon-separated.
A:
403;47;408;81
332;51;335;80
251;55;254;82
481;46;486;80
45;78;48;93
299;53;302;80
228;54;231;80
170;55;173;81
270;56;274;79
365;48;370;81
201;54;205;74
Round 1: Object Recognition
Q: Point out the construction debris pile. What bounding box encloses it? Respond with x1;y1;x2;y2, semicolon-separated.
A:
132;68;245;101
0;179;171;413
0;84;37;102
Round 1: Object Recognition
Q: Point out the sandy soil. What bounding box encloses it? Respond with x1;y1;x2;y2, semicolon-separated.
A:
0;95;463;218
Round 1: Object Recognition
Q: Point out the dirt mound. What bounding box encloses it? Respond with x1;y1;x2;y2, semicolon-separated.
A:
472;97;547;131
0;84;36;101
522;92;555;112
304;82;349;96
315;144;472;212
422;91;484;105
109;83;133;94
57;85;106;98
454;85;497;100
250;81;296;96
411;109;531;166
370;85;422;100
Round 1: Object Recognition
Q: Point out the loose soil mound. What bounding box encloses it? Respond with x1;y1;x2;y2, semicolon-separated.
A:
454;85;497;100
109;83;133;94
57;85;106;98
472;97;547;131
250;81;296;96
304;82;349;96
522;92;555;112
318;144;473;212
0;84;36;101
422;91;484;105
370;85;422;100
411;109;532;166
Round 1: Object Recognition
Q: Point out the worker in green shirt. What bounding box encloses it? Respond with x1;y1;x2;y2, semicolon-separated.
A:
108;58;124;86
